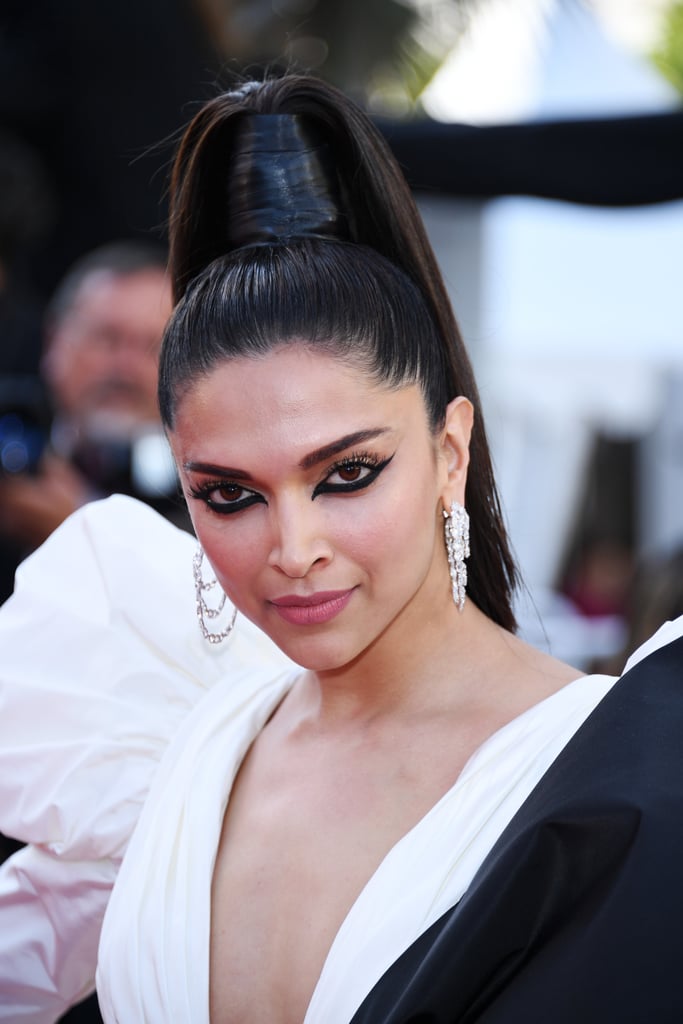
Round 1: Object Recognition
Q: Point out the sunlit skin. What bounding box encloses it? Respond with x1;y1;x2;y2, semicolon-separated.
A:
169;344;583;1024
171;345;471;686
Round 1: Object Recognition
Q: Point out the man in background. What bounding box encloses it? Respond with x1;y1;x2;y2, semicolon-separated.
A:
0;241;184;603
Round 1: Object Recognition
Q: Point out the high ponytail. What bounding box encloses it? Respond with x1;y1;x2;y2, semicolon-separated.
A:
161;73;519;631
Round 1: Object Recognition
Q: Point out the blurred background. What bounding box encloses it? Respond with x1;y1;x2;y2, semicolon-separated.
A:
1;0;682;672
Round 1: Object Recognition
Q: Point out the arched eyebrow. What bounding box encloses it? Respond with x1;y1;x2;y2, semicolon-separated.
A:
184;428;390;479
298;429;389;470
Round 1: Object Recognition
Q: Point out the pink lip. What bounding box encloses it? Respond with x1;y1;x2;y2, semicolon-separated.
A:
269;589;355;626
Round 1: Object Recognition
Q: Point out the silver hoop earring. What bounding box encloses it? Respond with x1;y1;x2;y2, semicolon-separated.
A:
193;547;237;644
443;500;470;612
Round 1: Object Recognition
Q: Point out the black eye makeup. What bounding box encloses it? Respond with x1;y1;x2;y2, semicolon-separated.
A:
312;450;395;498
188;480;265;515
187;448;395;515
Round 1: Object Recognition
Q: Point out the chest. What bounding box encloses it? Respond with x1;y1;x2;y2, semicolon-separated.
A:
208;728;467;1024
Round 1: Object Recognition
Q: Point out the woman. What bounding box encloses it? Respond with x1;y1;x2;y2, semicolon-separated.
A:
1;75;682;1023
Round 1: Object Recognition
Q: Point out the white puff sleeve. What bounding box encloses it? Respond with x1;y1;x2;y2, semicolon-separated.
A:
0;495;291;1022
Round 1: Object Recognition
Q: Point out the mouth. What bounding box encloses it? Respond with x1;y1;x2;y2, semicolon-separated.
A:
269;589;356;626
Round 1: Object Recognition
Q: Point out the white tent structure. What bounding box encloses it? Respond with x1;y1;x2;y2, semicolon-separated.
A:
419;0;682;662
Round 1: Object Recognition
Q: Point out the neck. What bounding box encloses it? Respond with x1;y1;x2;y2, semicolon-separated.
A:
294;596;500;729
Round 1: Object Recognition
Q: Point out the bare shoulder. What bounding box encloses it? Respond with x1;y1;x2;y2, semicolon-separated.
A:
456;606;586;727
494;626;585;700
512;628;582;676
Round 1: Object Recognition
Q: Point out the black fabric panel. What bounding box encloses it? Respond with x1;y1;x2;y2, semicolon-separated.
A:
351;634;683;1023
379;111;683;206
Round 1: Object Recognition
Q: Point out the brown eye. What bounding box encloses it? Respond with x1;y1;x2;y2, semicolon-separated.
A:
337;463;363;482
313;453;392;497
190;479;264;514
216;483;244;502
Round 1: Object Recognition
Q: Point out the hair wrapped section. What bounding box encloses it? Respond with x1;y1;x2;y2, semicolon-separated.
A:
226;114;349;248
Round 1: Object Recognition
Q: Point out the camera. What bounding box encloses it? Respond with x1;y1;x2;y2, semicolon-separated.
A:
71;427;178;500
0;376;50;475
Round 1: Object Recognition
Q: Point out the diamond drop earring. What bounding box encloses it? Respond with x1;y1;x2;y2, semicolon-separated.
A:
443;500;470;612
193;547;237;644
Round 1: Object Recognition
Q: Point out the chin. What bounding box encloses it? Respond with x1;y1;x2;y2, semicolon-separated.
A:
277;635;366;674
242;605;368;672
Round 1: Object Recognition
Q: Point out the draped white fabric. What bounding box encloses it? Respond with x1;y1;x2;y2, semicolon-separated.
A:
98;659;622;1023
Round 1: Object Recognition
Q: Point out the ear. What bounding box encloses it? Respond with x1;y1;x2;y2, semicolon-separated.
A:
39;334;58;391
39;320;64;390
437;396;474;510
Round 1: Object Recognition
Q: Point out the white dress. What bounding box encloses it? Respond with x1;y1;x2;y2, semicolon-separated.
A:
0;495;681;1023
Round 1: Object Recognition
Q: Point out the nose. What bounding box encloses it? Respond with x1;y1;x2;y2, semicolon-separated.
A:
110;332;158;369
267;498;333;578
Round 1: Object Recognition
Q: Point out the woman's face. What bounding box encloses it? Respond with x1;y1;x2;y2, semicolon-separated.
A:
169;345;469;671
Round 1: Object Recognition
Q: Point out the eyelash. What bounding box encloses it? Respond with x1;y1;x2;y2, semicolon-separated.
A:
188;481;263;515
188;450;394;516
313;451;393;497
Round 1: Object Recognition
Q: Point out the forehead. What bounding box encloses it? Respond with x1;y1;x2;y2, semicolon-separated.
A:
71;269;171;319
171;345;429;457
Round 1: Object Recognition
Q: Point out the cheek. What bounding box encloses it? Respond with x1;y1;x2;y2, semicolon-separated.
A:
139;364;162;402
77;349;110;384
386;474;444;579
195;517;269;602
332;514;385;570
337;478;440;578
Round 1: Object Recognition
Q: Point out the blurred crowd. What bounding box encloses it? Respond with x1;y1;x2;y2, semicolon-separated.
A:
0;2;220;603
0;232;189;603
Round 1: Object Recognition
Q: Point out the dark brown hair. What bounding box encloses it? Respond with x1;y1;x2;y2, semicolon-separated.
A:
159;74;519;630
